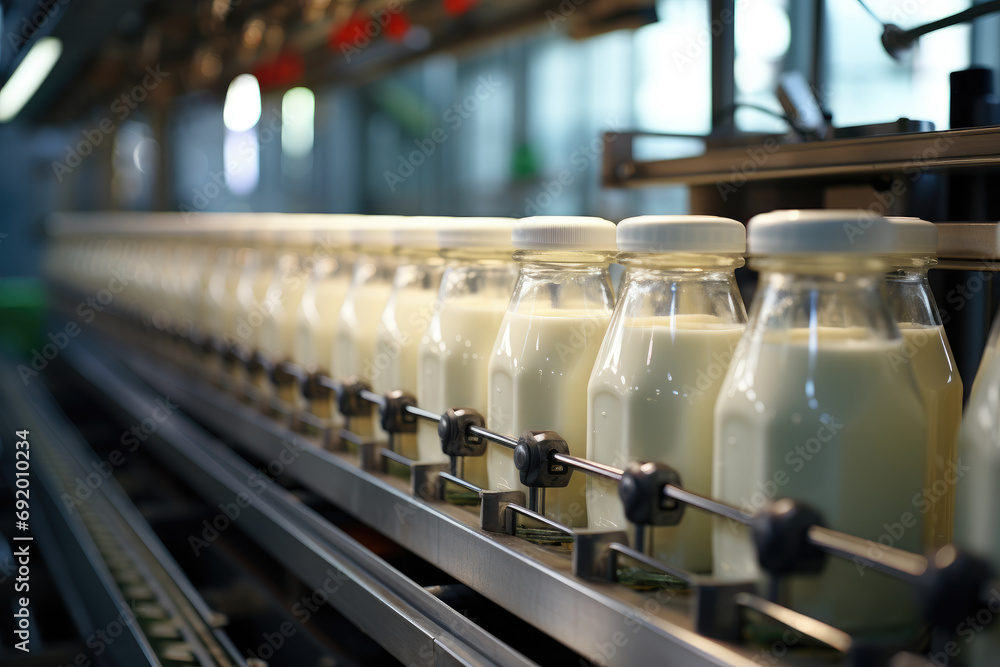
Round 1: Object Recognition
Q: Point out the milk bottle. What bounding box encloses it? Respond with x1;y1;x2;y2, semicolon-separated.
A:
256;218;323;404
587;215;746;572
229;217;279;393
334;218;400;436
713;209;928;634
487;216;616;527
370;218;452;456
204;216;250;386
294;218;355;425
416;219;517;483
953;223;1000;666
884;217;962;549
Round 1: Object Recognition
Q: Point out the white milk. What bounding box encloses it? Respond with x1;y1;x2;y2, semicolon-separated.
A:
335;275;394;437
488;308;612;527
970;320;1000;397
588;314;743;571
372;283;441;457
896;324;962;548
233;249;276;353
713;328;927;634
417;298;510;483
295;267;351;374
258;251;311;362
955;335;1000;665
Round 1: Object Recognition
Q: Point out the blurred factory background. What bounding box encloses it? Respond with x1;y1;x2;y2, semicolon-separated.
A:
0;0;992;277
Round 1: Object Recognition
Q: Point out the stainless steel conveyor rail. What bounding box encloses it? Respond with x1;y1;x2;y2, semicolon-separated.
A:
0;359;248;667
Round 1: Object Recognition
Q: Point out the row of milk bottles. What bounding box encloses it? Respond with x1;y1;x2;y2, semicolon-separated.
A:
45;211;1000;649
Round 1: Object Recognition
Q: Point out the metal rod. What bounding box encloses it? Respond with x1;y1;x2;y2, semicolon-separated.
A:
807;525;927;582
608;543;695;584
317;375;341;394
528;487;539;512
403;404;441;422
438;472;481;494
734;592;853;653
664;485;753;525
550;453;623;482
468;424;518;450
507;504;574;537
379;447;414;468
359;389;386;408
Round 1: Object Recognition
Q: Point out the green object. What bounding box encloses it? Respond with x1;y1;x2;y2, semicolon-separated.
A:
615;566;689;591
515;525;573;547
444;489;480;506
511;142;539;179
0;277;46;356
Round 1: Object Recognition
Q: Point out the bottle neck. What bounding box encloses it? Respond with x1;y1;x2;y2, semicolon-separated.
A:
442;247;515;263
510;255;614;315
618;252;745;271
884;264;942;327
614;262;747;325
748;268;898;341
514;249;612;266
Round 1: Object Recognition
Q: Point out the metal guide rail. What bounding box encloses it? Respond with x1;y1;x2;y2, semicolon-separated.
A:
0;359;247;667
46;288;1000;667
57;341;545;667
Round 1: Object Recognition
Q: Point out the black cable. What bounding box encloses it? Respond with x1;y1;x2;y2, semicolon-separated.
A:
712;102;811;139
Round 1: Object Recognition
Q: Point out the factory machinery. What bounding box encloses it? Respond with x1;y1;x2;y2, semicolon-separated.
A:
0;213;997;667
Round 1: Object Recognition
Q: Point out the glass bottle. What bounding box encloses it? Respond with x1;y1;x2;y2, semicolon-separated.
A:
953;223;1000;666
713;210;928;636
587;215;746;572
231;217;279;397
294;217;355;426
371;218;452;457
884;217;962;550
487;216;616;528
416;218;517;486
256;218;318;406
334;217;400;437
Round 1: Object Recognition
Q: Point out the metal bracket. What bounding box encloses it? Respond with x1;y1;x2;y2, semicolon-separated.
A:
573;531;630;581
356;441;385;473
411;463;447;501
692;580;758;642
480;490;525;534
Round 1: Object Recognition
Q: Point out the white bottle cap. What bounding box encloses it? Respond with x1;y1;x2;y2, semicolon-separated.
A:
747;209;901;255
349;216;402;249
513;216;616;251
885;217;937;257
616;215;745;253
437;218;516;250
392;216;456;249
